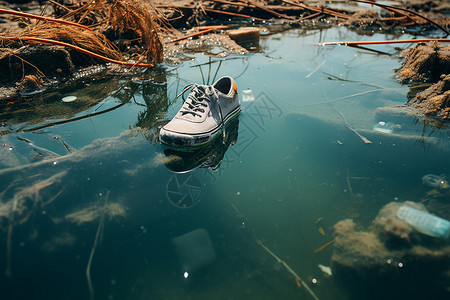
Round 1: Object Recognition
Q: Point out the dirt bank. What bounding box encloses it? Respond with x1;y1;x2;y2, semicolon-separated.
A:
408;74;450;119
395;43;450;120
1;0;449;107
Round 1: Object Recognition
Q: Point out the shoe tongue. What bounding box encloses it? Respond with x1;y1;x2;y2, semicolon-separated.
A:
199;85;216;97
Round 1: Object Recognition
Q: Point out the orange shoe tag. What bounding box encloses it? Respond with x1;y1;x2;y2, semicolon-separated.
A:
232;80;238;94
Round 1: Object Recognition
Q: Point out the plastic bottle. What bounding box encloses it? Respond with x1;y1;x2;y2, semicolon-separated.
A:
396;205;450;238
372;121;395;134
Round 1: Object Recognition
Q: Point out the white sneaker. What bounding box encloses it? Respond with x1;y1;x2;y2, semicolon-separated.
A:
159;76;240;149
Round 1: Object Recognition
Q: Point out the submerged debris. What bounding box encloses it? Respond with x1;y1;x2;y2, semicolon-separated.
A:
317;264;332;276
41;231;77;252
332;201;450;300
65;202;127;225
422;174;449;189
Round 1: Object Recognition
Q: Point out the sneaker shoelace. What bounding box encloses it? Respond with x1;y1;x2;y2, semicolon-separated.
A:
176;83;224;121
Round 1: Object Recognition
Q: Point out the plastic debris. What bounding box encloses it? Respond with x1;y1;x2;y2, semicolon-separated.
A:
62;96;77;102
396;205;450;238
422;174;448;189
372;121;395;134
242;89;255;102
318;264;332;276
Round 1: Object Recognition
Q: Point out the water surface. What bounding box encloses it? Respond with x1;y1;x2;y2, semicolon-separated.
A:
1;27;449;300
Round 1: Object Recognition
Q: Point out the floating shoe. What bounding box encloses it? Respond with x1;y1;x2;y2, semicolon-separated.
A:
159;76;240;149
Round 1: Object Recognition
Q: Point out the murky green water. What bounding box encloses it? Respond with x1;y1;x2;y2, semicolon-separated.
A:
1;27;449;300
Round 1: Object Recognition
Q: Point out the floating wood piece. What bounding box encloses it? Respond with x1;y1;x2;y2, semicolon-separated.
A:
227;27;260;42
313;240;335;253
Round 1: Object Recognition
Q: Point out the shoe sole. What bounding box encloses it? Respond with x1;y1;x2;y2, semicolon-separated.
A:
160;106;241;151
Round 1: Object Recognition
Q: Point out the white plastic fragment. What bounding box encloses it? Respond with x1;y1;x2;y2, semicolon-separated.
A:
318;264;332;276
62;96;77;102
242;89;255;102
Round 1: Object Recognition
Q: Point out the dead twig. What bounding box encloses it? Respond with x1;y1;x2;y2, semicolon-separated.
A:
305;60;326;78
10;52;47;79
347;44;391;55
247;0;296;20
281;0;350;19
294;12;322;23
86;201;106;300
333;106;372;144
229;202;320;300
316;38;450;46
299;89;385;107
350;0;450;35
313;240;334;253
256;239;320;300
204;8;265;21
323;72;385;89
0;8;92;31
18;95;131;133
170;25;228;43
346;169;355;200
62;0;97;20
156;4;266;21
1;36;153;68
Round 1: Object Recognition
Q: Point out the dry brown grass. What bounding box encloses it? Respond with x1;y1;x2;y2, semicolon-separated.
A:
15;23;123;61
107;0;163;63
1;0;163;66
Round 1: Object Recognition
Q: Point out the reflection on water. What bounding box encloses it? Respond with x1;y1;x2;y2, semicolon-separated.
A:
162;118;240;209
163;117;240;173
0;27;450;300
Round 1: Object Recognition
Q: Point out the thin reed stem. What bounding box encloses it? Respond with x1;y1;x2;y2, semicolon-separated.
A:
86;214;105;300
1;36;153;68
230;202;320;300
0;8;91;31
350;0;450;35
255;239;320;300
316;38;450;46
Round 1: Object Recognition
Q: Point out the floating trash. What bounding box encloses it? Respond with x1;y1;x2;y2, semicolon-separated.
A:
62;96;77;102
318;226;326;236
260;28;270;36
318;264;332;276
172;228;216;274
19;89;45;97
422;174;448;189
242;89;255;102
372;121;396;134
396;205;450;238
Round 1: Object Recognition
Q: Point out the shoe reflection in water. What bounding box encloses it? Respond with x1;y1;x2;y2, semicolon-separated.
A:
163;117;239;173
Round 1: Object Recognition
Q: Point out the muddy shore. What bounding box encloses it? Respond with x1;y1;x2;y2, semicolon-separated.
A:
0;0;449;121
